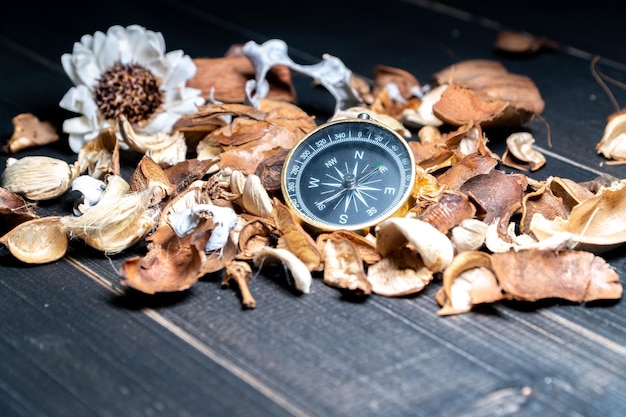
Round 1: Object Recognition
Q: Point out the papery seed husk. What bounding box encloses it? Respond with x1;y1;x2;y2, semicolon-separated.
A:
1;156;79;200
0;216;68;264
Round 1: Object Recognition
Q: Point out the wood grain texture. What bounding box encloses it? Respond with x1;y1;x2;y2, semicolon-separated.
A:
1;1;625;416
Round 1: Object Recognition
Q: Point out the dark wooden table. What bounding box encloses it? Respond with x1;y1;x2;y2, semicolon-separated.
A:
1;1;625;416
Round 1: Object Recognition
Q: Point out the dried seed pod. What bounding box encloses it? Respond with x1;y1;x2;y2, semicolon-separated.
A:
502;132;546;171
128;155;175;207
118;117;187;166
0;216;68;264
417;190;476;234
367;247;433;297
2;113;59;153
1;156;80;200
318;233;371;296
119;224;205;294
317;229;380;265
436;249;622;315
272;198;323;272
375;217;454;273
75;127;120;179
240;173;274;218
436;250;502;315
0;186;39;235
530;179;626;252
237;217;278;260
253;246;312;293
596;110;626;161
61;175;158;253
450;218;489;253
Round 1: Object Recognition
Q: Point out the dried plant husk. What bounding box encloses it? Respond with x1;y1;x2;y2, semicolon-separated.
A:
416;190;476;234
240;173;274;218
501;131;546;171
494;30;559;55
0;216;68;264
530;179;626;252
317;230;380;265
119;223;205;294
436;248;622;315
491;249;622;302
158;179;213;229
2;113;59;153
431;59;545;128
372;64;423;101
195;99;316;175
318;233;372;296
188;56;296;104
253;246;312;293
236;216;278;260
271;198;323;272
596;109;626;161
435;152;499;191
375;217;454;273
1;156;80;201
367;247;433;297
129;155;175;207
164;158;217;198
369;85;422;122
75;127;120;179
407;166;446;215
450;218;489;253
118;117;187;167
61;175;158;253
254;148;290;192
401;84;446;128
436;250;501;315
0;186;38;235
459;169;528;225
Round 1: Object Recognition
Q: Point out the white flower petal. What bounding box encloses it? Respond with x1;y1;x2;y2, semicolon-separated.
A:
60;24;199;153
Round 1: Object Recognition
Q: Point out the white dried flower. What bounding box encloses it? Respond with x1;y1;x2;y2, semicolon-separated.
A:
59;24;204;153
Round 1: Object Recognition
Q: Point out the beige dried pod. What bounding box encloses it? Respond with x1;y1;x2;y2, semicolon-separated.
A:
375;217;454;272
229;169;247;196
318;233;372;296
1;156;79;200
0;216;68;264
401;84;447;128
241;174;274;218
530;179;626;252
450;218;489;253
596;110;626;161
253;246;312;293
436;250;503;316
61;175;158;253
367;247;434;297
502;131;546;171
118;117;187;166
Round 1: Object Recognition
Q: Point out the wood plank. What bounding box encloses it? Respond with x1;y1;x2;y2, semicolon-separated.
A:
1;1;625;416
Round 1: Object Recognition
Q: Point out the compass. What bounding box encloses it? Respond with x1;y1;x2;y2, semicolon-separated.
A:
281;113;416;232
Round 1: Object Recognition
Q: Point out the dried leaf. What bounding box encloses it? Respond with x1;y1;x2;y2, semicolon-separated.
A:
2;113;59;153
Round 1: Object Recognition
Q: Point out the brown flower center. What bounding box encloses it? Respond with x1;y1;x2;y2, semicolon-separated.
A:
94;62;163;124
